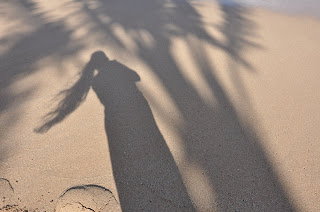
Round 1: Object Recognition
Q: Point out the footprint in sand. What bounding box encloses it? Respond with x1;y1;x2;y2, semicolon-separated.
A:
55;185;121;212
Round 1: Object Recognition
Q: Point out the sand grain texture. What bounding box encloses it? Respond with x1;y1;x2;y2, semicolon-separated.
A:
0;0;320;211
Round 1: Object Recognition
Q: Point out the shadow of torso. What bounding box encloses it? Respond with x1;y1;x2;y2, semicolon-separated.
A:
92;60;194;211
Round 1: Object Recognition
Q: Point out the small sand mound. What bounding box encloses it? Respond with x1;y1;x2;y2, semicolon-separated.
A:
54;184;120;212
0;178;15;209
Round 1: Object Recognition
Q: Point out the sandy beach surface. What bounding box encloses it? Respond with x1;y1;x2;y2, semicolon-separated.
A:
1;0;320;211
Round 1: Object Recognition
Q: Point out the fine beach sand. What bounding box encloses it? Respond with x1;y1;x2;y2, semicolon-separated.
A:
1;0;320;211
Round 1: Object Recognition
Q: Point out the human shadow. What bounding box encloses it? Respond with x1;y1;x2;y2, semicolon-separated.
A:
35;51;195;211
68;0;296;211
32;0;298;210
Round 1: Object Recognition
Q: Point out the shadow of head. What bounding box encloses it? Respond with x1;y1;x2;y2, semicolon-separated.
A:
89;50;110;68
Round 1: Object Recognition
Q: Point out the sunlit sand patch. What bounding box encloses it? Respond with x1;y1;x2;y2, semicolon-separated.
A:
171;35;217;107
